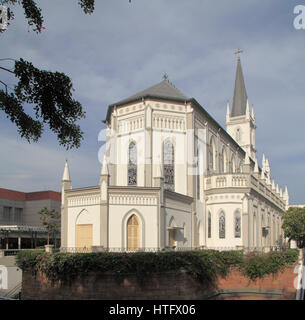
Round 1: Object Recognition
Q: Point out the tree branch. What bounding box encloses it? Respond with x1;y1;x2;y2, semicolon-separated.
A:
0;66;15;74
0;79;8;94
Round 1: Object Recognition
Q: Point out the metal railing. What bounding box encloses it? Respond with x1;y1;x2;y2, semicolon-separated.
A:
60;246;197;253
60;245;287;254
0;282;22;300
0;246;288;255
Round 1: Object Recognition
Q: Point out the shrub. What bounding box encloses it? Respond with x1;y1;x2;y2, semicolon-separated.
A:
15;250;45;273
16;249;299;284
241;249;299;280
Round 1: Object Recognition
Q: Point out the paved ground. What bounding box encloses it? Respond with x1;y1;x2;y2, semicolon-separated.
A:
0;256;22;298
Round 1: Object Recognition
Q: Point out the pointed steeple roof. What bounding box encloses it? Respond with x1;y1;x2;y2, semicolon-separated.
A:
254;159;259;173
101;154;109;176
62;160;71;181
110;77;189;108
272;180;276;190
231;57;248;117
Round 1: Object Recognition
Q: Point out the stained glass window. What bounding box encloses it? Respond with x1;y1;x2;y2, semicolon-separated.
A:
208;212;212;238
128;141;137;185
234;210;241;238
163;138;174;191
219;211;225;239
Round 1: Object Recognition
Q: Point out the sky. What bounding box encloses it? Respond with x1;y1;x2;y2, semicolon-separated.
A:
0;0;304;204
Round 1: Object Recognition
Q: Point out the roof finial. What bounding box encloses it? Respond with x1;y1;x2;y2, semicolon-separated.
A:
62;159;71;181
234;48;243;60
163;72;169;81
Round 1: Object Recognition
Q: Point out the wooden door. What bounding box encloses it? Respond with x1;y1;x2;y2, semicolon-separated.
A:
127;215;140;251
76;224;93;251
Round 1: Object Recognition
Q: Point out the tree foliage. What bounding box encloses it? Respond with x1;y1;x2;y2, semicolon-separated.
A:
0;0;96;33
38;207;60;245
282;207;305;248
0;58;85;148
0;0;100;148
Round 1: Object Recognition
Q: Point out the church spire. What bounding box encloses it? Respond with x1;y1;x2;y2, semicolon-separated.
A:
231;50;248;117
61;160;72;204
62;160;71;181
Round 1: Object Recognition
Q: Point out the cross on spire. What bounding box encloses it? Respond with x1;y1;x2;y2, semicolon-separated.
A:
163;72;169;81
234;48;243;60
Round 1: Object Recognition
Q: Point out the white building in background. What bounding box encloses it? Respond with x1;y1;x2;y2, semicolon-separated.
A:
61;55;289;252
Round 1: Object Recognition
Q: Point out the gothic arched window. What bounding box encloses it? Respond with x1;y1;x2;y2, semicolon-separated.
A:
208;212;212;238
219;149;224;173
234;210;241;238
230;155;236;173
261;211;265;237
209;137;215;172
128;141;137;185
127;214;140;251
219;211;225;239
277;218;280;242
219;147;227;173
236;159;241;173
163;138;175;191
223;148;228;173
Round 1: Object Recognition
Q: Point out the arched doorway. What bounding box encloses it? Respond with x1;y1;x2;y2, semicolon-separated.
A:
168;217;177;247
75;210;93;251
127;214;140;251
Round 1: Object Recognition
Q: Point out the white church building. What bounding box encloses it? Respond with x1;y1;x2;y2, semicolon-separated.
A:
61;55;289;252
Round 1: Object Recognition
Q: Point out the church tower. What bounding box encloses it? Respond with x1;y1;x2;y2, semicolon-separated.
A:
226;51;256;160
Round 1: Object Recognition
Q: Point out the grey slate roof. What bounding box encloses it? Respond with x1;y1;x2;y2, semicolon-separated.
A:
110;79;189;107
231;58;248;117
104;77;245;156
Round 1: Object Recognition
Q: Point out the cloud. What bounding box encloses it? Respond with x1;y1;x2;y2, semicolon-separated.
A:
0;134;100;192
0;0;304;204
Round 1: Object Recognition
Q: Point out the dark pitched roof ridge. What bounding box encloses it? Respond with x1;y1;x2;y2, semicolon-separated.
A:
109;79;189;108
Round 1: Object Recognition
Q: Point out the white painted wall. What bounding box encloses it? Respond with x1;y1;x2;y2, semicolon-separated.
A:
196;200;206;246
108;204;159;249
206;195;243;248
67;205;101;247
226;114;256;160
164;207;192;248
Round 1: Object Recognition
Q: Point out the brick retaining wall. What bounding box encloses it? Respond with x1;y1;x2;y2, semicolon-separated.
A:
21;266;297;300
